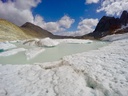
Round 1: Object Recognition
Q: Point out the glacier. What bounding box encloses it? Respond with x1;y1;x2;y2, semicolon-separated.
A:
0;34;128;96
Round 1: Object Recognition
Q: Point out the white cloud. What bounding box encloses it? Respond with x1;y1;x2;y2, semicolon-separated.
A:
0;0;40;26
86;0;99;4
34;15;75;32
55;18;98;36
58;15;75;28
14;0;41;10
97;0;128;16
77;18;98;34
0;0;74;33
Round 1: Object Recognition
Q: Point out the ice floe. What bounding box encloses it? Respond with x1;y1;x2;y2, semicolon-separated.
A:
0;48;26;56
25;47;45;60
56;39;93;44
37;37;59;47
0;42;16;50
23;37;59;47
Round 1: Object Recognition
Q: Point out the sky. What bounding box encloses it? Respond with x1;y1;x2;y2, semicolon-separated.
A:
0;0;128;36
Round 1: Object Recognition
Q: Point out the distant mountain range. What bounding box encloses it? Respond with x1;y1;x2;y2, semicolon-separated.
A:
0;19;76;42
0;11;128;41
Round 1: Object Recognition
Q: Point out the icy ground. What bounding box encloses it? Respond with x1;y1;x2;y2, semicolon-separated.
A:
0;36;128;96
0;42;16;50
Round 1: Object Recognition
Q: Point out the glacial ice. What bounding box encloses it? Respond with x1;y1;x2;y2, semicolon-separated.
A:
0;42;16;50
0;48;26;56
0;36;128;96
25;47;45;60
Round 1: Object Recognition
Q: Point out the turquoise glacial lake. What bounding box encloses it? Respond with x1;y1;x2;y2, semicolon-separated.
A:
0;41;109;64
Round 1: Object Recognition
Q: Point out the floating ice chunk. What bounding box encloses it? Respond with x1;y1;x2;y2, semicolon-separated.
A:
57;39;93;44
25;47;45;60
0;48;26;56
38;37;59;47
23;38;59;47
0;42;17;50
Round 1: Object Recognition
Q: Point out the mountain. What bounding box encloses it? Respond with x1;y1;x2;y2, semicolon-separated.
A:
3;10;128;41
83;10;128;39
0;19;31;42
0;19;67;42
21;22;81;39
21;22;61;39
0;19;79;42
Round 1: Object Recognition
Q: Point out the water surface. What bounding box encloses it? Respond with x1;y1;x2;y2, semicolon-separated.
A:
0;41;109;64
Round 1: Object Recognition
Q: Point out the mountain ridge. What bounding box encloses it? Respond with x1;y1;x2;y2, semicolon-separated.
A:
1;11;128;41
90;10;128;38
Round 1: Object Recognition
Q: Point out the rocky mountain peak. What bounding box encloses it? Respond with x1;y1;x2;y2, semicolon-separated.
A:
92;10;128;38
120;10;128;26
21;22;37;28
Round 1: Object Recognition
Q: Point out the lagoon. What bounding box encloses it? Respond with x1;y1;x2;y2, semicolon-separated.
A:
0;40;109;64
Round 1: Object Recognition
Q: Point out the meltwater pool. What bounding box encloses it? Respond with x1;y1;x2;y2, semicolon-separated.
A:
0;41;109;64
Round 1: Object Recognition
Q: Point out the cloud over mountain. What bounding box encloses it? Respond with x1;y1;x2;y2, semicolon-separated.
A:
54;18;98;36
34;15;75;32
97;0;128;16
0;0;100;36
0;0;74;33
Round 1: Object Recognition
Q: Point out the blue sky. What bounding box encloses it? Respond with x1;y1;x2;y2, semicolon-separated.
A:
33;0;103;21
33;0;105;31
0;0;127;36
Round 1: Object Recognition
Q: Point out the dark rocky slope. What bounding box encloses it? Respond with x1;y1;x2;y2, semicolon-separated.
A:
83;10;128;39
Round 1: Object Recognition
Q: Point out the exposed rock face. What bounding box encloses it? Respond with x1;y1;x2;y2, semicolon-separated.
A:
92;10;128;38
120;10;128;26
93;16;121;38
